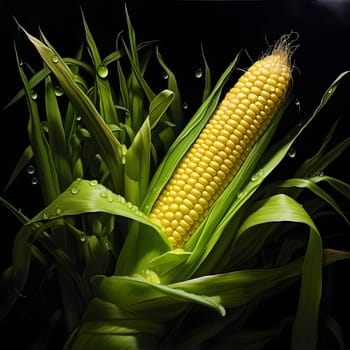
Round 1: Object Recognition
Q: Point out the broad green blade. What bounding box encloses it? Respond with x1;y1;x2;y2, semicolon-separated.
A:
234;194;322;350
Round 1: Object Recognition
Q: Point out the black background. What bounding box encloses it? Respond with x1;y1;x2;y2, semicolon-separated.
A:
1;0;350;349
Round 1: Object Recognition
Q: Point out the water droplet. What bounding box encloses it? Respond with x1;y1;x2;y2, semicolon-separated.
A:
127;202;133;209
182;102;188;110
237;191;246;199
26;165;35;174
31;90;38;100
43;212;50;219
54;85;64;97
162;71;169;80
51;54;59;63
97;65;109;78
70;186;79;195
80;234;86;242
116;195;126;204
56;208;63;215
251;169;264;182
294;99;301;113
89;179;98;187
19;60;24;66
194;68;203;78
310;170;324;177
107;191;114;203
31;177;39;185
327;86;335;94
100;191;107;198
76;115;82;121
288;148;296;158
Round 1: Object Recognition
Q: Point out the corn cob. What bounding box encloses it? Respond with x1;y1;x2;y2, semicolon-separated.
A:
149;37;292;248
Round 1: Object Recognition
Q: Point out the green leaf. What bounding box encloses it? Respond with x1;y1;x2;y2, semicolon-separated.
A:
149;89;175;130
91;274;225;317
234;194;323;350
2;145;33;192
124;117;152;206
274;177;350;225
200;43;212;102
155;47;184;133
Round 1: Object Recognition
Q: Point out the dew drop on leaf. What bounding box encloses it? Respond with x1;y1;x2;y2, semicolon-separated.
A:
54;85;64;97
162;71;169;80
97;65;108;78
116;195;125;204
89;179;98;187
71;186;79;195
288;148;296;158
31;90;38;100
195;68;203;78
31;177;39;185
51;55;59;63
251;169;264;182
26;165;35;174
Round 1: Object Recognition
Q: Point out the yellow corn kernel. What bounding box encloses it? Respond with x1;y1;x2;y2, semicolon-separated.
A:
150;36;293;248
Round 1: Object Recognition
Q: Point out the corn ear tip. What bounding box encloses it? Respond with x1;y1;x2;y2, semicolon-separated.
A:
268;31;299;69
